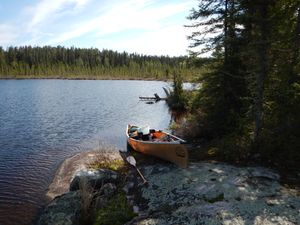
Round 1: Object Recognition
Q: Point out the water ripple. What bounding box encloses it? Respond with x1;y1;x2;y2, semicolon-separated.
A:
0;80;171;225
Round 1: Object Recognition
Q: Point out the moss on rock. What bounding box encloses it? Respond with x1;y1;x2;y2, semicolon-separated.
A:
89;159;126;172
93;191;136;225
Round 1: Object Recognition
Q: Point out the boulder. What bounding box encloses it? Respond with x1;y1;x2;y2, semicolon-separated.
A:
39;169;119;225
94;182;118;210
47;150;122;199
100;183;117;196
69;169;119;191
38;191;82;225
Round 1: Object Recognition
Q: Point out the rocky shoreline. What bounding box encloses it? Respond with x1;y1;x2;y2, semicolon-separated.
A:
38;150;300;225
46;150;122;199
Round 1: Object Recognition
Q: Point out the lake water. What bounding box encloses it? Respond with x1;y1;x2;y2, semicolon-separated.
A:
0;80;172;225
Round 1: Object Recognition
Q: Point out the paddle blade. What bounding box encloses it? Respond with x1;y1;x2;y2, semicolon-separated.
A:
126;156;136;167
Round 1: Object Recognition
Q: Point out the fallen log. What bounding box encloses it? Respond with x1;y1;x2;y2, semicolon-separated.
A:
139;93;166;101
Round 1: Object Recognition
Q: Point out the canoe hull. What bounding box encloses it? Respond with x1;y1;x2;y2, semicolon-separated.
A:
127;125;188;168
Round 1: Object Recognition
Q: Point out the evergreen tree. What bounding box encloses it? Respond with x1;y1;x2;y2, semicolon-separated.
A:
187;0;248;137
187;0;300;168
0;46;198;80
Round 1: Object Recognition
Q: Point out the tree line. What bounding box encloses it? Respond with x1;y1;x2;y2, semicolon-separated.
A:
0;46;198;79
186;0;300;172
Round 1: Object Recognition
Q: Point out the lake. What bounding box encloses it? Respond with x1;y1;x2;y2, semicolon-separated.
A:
0;80;172;225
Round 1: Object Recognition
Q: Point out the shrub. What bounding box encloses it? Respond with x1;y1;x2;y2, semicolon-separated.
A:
93;191;136;225
166;73;187;111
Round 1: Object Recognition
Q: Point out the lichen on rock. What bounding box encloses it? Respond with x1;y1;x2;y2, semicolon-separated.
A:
37;191;82;225
127;162;300;225
39;150;135;225
40;151;300;225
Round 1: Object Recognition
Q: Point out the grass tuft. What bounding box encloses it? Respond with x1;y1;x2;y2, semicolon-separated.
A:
93;191;137;225
89;159;126;172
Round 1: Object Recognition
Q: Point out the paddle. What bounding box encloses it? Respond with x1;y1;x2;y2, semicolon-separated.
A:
126;156;148;184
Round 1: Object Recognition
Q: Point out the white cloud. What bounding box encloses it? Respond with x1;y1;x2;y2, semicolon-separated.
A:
0;0;198;56
27;0;91;31
45;0;195;55
74;0;91;8
0;24;19;46
96;25;190;56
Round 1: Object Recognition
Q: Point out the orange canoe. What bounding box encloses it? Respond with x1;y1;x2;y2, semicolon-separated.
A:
126;124;188;168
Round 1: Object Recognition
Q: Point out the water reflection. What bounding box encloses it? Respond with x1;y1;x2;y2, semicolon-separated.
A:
0;80;171;225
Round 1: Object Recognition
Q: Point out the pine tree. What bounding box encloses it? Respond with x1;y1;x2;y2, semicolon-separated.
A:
187;0;248;137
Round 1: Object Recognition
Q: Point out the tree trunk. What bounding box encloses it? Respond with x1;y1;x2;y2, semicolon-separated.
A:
254;2;269;144
224;0;229;65
292;6;300;68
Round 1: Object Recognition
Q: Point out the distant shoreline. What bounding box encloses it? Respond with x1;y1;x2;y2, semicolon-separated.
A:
0;76;170;81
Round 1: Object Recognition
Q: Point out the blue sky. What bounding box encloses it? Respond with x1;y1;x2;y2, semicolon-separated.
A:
0;0;197;56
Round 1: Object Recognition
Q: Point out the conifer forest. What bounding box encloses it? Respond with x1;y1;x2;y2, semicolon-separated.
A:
185;0;300;174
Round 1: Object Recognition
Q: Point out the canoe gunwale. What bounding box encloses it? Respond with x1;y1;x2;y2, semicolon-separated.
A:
126;124;189;168
128;138;184;145
126;124;186;145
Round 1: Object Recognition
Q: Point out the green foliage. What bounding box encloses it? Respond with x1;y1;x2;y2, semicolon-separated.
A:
89;159;126;172
187;0;249;138
214;132;252;162
0;46;199;80
93;192;136;225
166;72;188;110
186;0;300;171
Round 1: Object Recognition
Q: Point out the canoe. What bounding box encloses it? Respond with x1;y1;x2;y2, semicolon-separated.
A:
126;124;188;168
